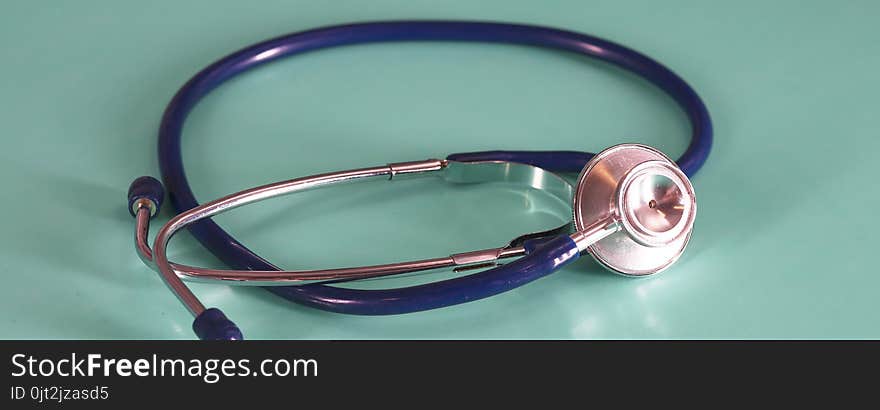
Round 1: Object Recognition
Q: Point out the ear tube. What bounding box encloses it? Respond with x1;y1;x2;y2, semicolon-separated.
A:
128;177;243;340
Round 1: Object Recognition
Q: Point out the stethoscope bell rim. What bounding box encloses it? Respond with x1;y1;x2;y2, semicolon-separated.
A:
572;143;697;276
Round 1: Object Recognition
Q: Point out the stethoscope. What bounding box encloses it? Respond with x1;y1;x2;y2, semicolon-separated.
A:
128;21;712;340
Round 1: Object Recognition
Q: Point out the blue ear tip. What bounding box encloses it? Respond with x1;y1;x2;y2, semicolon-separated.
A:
127;176;165;217
192;308;244;341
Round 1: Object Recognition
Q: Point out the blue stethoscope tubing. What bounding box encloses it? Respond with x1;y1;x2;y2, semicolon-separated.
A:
158;21;712;317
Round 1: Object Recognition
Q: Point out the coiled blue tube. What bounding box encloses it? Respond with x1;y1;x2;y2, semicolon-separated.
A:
157;21;712;315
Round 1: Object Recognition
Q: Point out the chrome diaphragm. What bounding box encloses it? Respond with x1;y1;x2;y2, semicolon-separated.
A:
572;144;696;275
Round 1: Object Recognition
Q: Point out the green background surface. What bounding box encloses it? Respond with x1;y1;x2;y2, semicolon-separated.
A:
1;1;877;339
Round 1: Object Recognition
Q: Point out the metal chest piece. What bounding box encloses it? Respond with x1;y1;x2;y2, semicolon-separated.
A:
573;144;697;275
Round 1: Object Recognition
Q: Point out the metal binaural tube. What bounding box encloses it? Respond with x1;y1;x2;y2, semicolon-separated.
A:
138;159;571;317
147;163;399;316
133;198;206;316
132;159;570;286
